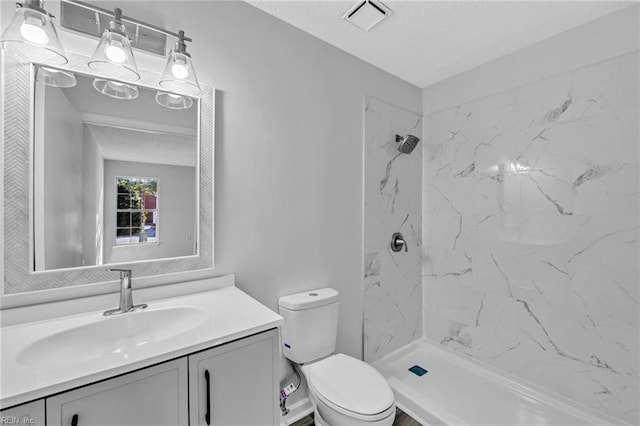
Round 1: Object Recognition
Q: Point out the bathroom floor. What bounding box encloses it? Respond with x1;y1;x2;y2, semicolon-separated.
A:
292;408;421;426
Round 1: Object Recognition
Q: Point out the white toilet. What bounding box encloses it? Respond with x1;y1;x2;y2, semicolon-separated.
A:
278;288;396;426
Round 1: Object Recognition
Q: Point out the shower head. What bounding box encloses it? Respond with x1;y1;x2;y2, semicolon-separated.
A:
395;134;420;154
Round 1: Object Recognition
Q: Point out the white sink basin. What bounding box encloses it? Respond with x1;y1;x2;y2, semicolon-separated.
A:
17;306;207;366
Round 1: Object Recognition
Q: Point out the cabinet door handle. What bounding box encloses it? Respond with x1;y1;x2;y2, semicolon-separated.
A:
71;414;79;426
204;369;211;425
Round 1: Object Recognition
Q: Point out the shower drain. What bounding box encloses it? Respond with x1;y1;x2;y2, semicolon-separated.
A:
408;365;428;376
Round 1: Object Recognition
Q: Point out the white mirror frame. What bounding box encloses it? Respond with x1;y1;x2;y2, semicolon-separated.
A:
1;52;214;296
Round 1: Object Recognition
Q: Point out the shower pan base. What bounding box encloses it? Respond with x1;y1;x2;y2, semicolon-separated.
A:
371;339;623;426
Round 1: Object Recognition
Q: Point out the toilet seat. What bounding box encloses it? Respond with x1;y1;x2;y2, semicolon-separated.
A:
303;353;395;421
312;387;395;422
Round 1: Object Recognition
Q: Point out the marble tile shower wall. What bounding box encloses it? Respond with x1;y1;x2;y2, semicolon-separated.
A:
422;52;639;423
364;97;422;362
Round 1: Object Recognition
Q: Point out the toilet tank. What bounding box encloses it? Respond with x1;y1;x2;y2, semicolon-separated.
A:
278;288;340;364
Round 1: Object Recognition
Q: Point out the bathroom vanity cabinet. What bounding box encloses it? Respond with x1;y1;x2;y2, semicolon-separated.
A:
46;358;189;426
2;329;279;426
189;329;278;426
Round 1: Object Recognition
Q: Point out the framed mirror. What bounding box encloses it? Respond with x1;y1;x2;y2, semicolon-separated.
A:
2;54;214;295
34;69;199;271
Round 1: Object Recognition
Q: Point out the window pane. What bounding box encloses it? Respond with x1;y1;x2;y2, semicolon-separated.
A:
130;195;141;210
117;179;130;194
142;210;156;225
117;212;130;227
140;193;153;210
144;225;157;239
144;179;157;192
131;212;142;228
116;228;130;237
116;228;131;246
117;194;130;209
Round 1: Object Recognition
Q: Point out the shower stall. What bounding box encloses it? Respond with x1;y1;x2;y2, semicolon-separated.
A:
363;96;423;363
363;47;638;426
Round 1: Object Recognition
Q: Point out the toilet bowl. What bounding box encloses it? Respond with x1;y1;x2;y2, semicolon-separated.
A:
301;354;396;426
278;288;396;426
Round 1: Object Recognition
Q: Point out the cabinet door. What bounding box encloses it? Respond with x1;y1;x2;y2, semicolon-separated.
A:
189;328;279;426
1;399;45;425
47;357;188;426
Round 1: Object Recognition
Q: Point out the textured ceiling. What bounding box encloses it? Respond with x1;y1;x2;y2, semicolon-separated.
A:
246;0;635;88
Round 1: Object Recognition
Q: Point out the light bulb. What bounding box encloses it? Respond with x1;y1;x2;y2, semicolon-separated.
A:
171;63;189;79
155;91;193;109
93;78;139;100
105;42;126;63
20;21;48;45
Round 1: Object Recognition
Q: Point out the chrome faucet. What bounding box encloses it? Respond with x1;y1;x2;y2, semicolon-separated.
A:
104;268;148;316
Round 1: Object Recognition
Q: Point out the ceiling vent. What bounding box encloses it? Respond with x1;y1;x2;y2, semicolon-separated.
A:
342;0;392;32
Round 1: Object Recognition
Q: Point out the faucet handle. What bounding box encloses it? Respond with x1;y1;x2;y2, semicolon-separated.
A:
390;232;408;252
108;268;132;278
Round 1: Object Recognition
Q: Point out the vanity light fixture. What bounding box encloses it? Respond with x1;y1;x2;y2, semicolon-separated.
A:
159;31;201;97
88;8;140;82
36;66;77;88
4;1;202;100
155;91;193;110
0;0;69;65
92;78;139;100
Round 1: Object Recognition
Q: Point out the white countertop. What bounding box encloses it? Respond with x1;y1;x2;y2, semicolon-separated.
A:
0;286;283;409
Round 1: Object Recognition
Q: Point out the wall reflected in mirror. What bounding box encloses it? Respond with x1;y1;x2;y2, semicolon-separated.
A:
33;66;199;271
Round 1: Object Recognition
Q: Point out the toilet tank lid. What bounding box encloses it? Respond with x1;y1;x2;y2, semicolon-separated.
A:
278;288;339;311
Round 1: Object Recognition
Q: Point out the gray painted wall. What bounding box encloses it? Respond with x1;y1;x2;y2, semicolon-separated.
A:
190;1;422;360
81;124;104;267
40;86;84;270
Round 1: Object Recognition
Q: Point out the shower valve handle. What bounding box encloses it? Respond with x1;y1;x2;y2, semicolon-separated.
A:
391;232;408;252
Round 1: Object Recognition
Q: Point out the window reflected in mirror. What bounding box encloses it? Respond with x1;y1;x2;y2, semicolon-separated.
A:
115;177;159;246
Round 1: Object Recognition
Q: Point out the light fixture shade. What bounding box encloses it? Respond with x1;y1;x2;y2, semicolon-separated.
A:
159;50;200;97
155;91;194;110
88;15;140;81
0;4;68;65
36;66;76;88
93;78;139;100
